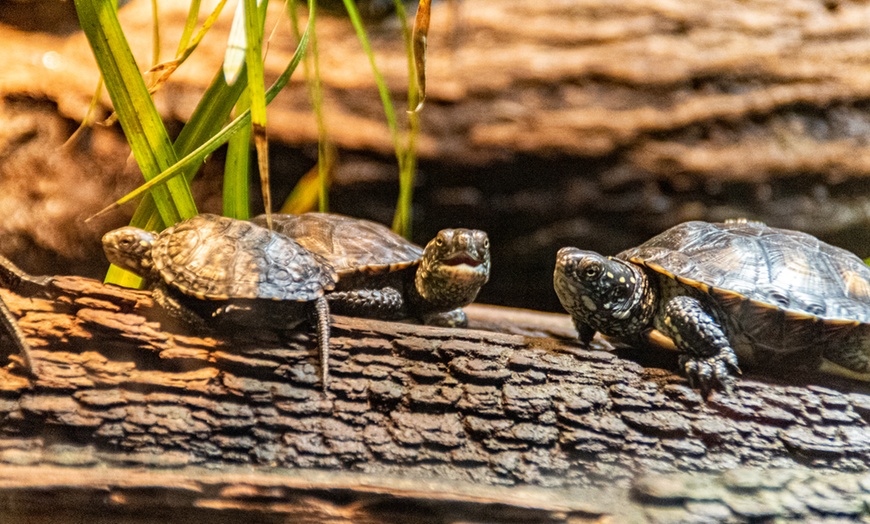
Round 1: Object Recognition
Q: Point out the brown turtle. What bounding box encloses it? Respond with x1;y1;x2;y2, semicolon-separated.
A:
102;214;337;389
253;212;490;327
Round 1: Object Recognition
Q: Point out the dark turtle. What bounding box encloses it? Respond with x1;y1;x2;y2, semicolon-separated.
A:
102;214;338;389
554;219;870;393
252;212;490;327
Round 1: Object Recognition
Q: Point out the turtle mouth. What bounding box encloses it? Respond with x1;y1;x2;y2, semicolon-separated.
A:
442;252;484;267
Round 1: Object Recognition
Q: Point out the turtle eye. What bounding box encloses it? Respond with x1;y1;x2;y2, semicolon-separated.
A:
483;238;490;250
580;261;602;279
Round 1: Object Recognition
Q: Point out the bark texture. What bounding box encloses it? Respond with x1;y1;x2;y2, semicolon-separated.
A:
0;275;867;482
0;274;868;521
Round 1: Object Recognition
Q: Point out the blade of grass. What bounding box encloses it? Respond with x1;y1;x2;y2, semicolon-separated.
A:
341;0;421;238
308;0;330;212
176;0;202;55
126;0;266;252
243;0;272;226
89;7;314;220
223;0;264;85
288;0;330;212
74;0;197;227
224;89;252;219
390;0;420;237
64;76;104;149
341;0;401;154
279;146;334;214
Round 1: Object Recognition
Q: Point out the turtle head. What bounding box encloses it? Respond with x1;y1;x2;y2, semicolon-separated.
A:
415;229;491;311
554;247;655;340
102;227;157;278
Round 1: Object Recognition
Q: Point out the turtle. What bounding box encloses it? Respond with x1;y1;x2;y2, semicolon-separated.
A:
252;212;490;327
553;219;870;393
102;214;338;390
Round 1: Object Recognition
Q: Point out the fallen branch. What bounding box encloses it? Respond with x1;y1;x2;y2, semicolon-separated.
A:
0;271;866;520
0;274;867;479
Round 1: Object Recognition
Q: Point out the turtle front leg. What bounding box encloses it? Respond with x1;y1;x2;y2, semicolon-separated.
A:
327;287;405;320
574;321;596;346
657;296;741;394
151;285;208;330
421;308;468;328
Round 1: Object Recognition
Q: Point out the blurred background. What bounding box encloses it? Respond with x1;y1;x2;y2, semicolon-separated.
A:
1;0;869;312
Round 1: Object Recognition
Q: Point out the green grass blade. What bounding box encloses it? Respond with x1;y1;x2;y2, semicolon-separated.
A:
341;0;421;237
309;0;330;212
341;0;401;153
390;0;420;237
176;0;202;55
176;67;249;158
224;89;252;219
243;0;267;128
75;0;197;229
286;0;330;213
124;62;250;251
91;10;313;218
243;0;272;223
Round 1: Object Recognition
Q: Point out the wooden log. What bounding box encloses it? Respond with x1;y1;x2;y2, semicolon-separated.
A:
0;271;868;479
0;463;865;523
0;271;868;521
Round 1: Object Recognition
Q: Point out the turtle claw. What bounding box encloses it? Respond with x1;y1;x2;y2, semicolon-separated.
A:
680;348;741;396
422;308;468;328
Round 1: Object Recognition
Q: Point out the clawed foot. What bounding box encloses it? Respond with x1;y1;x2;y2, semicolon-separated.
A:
679;348;741;395
422;308;468;328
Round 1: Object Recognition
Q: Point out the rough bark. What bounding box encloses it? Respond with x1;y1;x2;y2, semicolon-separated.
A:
0;272;867;520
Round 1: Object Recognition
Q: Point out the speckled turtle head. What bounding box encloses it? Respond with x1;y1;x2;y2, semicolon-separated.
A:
416;229;491;309
554;247;655;342
102;227;158;278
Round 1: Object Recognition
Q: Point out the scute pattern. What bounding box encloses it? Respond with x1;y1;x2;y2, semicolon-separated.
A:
620;221;870;322
254;213;422;277
152;214;336;302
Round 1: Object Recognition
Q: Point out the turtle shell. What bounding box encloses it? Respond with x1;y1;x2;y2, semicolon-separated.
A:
618;220;870;323
153;214;336;302
253;213;422;278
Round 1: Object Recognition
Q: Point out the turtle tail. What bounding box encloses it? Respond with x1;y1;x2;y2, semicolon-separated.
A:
314;295;331;392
